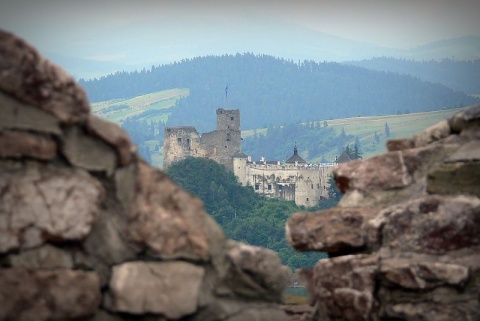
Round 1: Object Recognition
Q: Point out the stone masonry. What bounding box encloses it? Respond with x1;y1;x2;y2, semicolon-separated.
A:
0;30;292;321
287;104;480;320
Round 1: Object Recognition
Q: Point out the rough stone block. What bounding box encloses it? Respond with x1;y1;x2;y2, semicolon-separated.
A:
87;115;134;166
310;254;379;321
0;163;103;253
7;244;73;269
413;120;451;148
0;130;57;160
0;91;61;134
225;241;291;302
63;126;117;175
0;268;101;321
286;207;380;254
380;259;469;289
427;162;480;197
449;104;480;133
386;138;414;151
105;261;204;319
333;151;412;193
128;162;210;260
382;195;480;254
0;31;90;124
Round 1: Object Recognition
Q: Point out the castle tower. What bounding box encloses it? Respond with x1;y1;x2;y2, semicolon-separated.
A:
214;108;242;171
232;151;248;186
216;108;240;131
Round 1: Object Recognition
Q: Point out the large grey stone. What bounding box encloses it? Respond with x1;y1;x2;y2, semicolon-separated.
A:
427;162;480;197
449;104;480;133
309;254;379;321
225;241;291;302
0;163;103;253
412;120;451;148
380;259;469;289
8;244;73;269
333;151;412;193
0;268;101;321
286;207;380;254
63;126;117;175
0;91;61;134
382;195;480;254
0;130;57;160
87;115;134;166
105;261;205;319
0;31;90;124
128;162;210;260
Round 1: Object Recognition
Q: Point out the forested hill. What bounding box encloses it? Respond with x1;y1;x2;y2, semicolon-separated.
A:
345;57;480;94
80;54;478;131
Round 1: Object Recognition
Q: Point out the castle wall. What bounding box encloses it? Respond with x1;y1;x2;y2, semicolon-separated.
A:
163;126;204;169
245;163;336;207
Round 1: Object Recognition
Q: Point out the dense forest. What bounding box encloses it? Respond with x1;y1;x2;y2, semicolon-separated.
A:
243;121;354;161
80;54;478;132
165;157;334;270
346;58;480;94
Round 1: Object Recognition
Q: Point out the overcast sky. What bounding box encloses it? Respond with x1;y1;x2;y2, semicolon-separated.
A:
1;0;479;66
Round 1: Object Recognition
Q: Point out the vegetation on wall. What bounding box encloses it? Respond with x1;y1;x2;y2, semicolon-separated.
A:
166;157;331;270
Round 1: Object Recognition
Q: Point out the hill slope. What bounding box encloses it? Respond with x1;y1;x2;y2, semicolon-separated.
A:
242;107;465;163
80;54;479;131
346;57;480;94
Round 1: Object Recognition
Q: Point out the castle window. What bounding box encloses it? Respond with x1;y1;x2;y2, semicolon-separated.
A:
231;117;234;121
177;137;182;143
268;184;272;190
278;185;283;190
306;198;309;201
187;138;190;144
226;133;231;141
311;184;314;189
255;184;260;190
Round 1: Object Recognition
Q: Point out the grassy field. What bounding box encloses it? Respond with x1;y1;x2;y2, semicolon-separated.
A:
315;108;465;161
91;88;189;124
241;107;466;163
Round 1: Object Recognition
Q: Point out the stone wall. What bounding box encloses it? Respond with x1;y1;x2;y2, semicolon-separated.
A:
287;104;480;320
245;163;335;207
0;30;292;321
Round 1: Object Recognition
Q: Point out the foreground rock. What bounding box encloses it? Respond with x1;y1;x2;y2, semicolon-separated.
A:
287;104;480;320
0;30;290;321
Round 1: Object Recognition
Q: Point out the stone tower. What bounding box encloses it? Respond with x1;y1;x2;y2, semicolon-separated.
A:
213;109;242;171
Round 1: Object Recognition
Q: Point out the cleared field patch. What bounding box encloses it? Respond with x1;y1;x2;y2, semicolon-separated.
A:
92;88;189;124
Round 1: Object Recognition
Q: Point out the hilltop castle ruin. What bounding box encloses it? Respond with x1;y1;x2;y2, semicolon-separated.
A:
163;108;336;207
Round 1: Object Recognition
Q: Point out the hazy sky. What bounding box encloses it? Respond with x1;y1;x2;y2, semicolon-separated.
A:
1;0;479;66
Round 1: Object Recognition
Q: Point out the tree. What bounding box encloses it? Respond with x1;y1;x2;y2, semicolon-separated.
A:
353;143;362;160
385;122;391;138
327;175;342;201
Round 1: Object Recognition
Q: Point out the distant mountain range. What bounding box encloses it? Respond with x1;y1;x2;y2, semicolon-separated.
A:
43;13;479;81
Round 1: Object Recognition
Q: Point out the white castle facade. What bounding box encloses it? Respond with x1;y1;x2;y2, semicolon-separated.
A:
164;108;337;207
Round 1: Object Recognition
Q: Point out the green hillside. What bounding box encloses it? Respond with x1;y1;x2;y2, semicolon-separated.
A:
91;88;189;123
243;107;466;163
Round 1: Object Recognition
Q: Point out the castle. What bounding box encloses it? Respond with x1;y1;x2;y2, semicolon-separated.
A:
163;108;336;207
